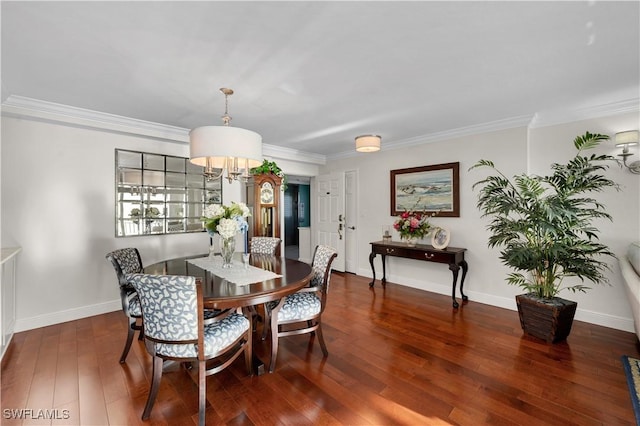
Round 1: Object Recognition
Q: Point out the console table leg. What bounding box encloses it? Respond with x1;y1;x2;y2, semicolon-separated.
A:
380;254;387;286
459;260;469;302
369;252;377;287
449;263;460;308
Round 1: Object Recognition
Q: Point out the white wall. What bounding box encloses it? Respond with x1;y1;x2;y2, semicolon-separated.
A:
2;109;638;333
528;113;640;328
0;116;317;331
319;112;640;332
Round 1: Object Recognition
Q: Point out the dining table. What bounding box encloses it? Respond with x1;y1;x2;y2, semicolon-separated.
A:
143;252;314;374
144;252;313;308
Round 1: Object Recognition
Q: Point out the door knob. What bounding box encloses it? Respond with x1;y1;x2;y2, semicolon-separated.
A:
348;226;356;230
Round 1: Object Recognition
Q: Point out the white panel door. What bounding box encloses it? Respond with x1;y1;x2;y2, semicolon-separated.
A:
345;170;357;273
316;172;345;271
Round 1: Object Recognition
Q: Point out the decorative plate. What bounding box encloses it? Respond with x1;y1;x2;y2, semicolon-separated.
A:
431;227;451;250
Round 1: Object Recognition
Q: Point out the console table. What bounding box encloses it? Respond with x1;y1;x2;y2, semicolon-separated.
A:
369;240;468;308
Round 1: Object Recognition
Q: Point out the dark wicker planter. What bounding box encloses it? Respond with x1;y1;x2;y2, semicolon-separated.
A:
515;293;577;343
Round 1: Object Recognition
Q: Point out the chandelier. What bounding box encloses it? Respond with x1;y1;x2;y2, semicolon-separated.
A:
189;88;263;183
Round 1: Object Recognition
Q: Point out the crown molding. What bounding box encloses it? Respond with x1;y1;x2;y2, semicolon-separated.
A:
1;95;327;165
328;97;640;160
262;144;326;165
328;114;534;160
1;95;190;143
530;98;640;128
5;95;636;163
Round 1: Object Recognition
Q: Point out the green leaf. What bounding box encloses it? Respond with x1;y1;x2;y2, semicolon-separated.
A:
470;131;618;299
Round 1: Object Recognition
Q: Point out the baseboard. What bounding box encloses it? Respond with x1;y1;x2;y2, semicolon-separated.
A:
15;273;637;335
357;267;635;333
15;300;121;333
574;308;635;333
1;334;14;362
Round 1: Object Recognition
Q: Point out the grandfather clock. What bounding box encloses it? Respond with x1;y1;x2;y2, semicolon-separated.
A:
247;173;282;238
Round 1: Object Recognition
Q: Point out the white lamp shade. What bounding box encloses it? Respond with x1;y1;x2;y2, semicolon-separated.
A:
189;125;263;167
615;130;639;147
355;134;381;153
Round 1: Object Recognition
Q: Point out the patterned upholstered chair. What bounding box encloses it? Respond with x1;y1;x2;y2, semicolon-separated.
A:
264;245;337;373
105;248;144;363
250;237;282;255
249;237;282;328
128;273;252;426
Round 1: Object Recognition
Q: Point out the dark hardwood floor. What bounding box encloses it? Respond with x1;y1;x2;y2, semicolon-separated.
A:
2;272;639;425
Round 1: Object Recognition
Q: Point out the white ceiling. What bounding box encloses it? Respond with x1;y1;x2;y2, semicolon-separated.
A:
2;1;639;159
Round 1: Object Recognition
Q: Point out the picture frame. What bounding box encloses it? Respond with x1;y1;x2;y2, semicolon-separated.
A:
390;162;460;217
431;227;451;250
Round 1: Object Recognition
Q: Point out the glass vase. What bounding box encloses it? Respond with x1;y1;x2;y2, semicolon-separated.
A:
220;235;236;268
208;231;218;259
404;236;418;247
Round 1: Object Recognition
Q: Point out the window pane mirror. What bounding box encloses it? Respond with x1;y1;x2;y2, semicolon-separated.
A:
115;149;222;237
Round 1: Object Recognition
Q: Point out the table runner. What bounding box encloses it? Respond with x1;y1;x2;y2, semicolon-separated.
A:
188;256;282;286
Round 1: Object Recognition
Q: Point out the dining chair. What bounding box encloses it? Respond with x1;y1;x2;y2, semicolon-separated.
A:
250;236;282;255
128;273;252;426
249;236;282;328
105;247;144;363
264;244;337;373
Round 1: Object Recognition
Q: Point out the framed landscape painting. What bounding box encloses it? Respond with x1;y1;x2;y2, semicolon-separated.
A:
390;162;460;217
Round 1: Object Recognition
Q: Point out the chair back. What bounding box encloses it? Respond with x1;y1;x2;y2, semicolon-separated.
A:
310;245;338;293
106;248;143;287
250;237;281;255
128;273;200;345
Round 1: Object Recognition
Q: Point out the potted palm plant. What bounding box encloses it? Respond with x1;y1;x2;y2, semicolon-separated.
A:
470;132;618;343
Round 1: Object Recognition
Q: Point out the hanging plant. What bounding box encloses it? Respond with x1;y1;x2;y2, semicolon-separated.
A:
250;159;288;190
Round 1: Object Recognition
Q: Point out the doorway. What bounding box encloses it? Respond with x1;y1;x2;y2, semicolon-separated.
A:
284;184;299;259
283;176;311;260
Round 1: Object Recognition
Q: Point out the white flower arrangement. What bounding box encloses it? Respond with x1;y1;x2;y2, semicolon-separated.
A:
204;204;225;219
216;218;239;239
202;201;251;237
237;202;251;218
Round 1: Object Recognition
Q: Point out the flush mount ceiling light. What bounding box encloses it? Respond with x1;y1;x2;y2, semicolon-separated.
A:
189;88;263;183
355;134;381;153
614;130;640;174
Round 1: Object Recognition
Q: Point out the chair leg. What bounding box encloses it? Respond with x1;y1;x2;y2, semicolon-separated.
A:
119;318;136;363
198;360;206;426
315;320;329;357
138;321;144;340
142;355;163;420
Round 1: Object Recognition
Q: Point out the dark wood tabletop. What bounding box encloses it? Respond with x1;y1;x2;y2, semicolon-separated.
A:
143;253;313;310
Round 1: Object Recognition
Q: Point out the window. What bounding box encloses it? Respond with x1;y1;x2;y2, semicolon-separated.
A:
115;149;222;237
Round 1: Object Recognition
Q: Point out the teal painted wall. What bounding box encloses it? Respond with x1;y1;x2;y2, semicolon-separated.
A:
298;184;310;227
